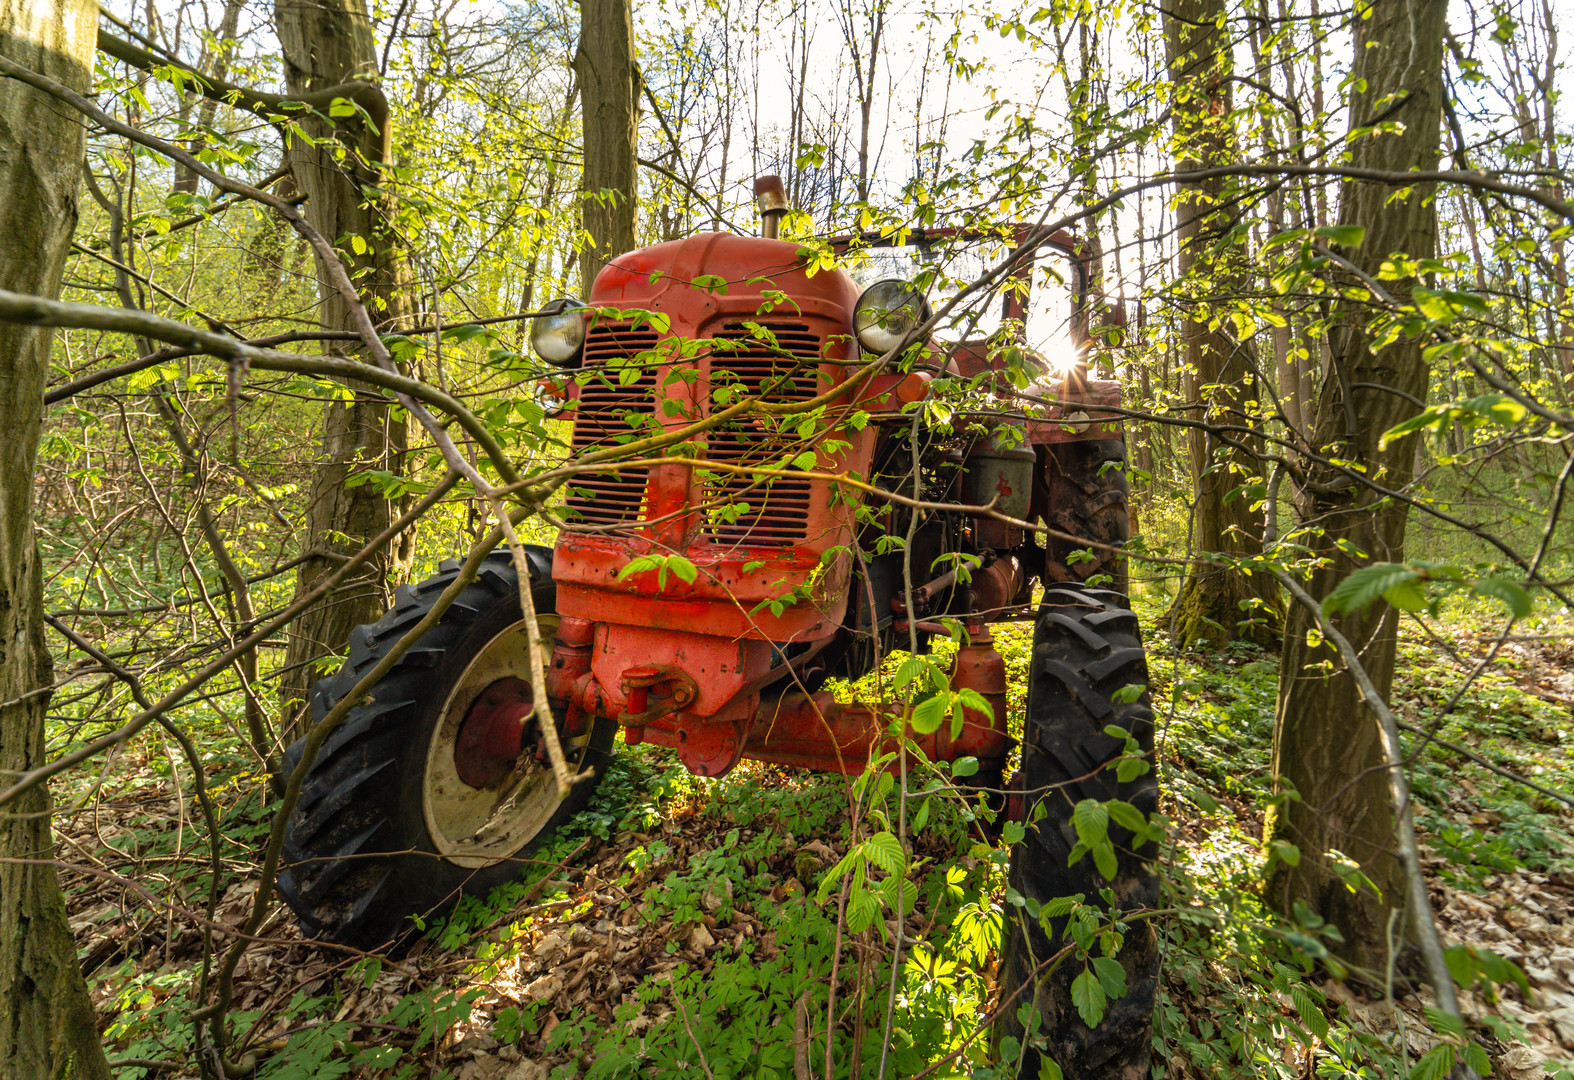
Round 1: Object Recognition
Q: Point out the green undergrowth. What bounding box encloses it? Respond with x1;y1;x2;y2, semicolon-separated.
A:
83;588;1574;1079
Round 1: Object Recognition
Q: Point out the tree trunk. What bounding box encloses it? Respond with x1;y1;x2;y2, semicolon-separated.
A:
275;0;417;744
575;0;639;296
172;0;245;196
1164;0;1281;648
0;6;113;1078
1266;0;1448;974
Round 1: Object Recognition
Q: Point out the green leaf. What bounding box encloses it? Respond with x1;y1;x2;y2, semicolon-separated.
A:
635;311;672;334
1383;578;1428;612
894;655;931;691
615;555;663;581
442;322;490;344
951;756;980;779
1472;578;1532;618
862;832;906;876
1038;1058;1063;1080
1110;683;1145;705
666;555;698;585
1323;563;1420;616
1264;228;1309;250
1406;1045;1454;1080
1476;948;1530;993
1106;800;1146;835
1290;985;1329;1040
1040;895;1080;919
816;849;861;902
1412;287;1486;325
1071;800;1110;849
1091;841;1117;880
1443;945;1478;989
910;694;947;735
1091;956;1127;1000
1461;1041;1491;1075
1070;969;1107;1028
1381;393;1528;447
847;884;881;933
879;874;918;916
956;688;993;719
1116;758;1150;783
1423;1006;1466;1039
1315;224;1365;248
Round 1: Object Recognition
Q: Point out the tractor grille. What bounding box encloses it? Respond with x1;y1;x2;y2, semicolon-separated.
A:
563;324;661;529
701;323;823;547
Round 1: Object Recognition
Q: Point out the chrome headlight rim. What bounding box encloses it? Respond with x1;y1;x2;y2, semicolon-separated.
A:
530;297;589;367
854;278;930;355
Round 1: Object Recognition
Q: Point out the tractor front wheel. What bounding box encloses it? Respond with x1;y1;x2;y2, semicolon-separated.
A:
275;548;615;947
997;584;1159;1078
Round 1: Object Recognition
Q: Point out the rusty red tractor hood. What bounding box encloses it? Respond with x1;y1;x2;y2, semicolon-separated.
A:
541;229;1123;780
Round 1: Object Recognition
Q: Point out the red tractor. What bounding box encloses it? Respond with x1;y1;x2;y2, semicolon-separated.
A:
277;180;1158;1076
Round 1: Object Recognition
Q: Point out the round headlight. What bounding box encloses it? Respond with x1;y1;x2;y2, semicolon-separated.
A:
854;279;929;355
530;297;588;367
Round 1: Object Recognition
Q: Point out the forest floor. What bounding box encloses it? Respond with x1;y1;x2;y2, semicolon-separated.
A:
58;591;1574;1079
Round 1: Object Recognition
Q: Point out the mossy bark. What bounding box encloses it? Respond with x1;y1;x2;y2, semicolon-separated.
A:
274;0;417;745
1170;566;1280;650
0;6;113;1077
1265;0;1448;975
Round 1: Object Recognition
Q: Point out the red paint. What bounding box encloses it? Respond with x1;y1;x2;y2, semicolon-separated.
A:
546;227;1123;780
454;677;534;788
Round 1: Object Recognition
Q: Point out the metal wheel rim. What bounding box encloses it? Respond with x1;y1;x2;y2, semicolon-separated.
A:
422;614;586;867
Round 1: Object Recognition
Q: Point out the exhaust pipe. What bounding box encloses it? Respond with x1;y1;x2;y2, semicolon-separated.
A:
753;175;788;239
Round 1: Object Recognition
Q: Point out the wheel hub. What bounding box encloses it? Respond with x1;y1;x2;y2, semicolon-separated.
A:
454;676;535;788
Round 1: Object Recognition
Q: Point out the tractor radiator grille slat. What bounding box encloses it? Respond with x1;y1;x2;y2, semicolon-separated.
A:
702;323;823;548
564;325;661;528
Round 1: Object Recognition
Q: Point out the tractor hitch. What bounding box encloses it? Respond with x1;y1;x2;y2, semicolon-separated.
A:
618;664;698;725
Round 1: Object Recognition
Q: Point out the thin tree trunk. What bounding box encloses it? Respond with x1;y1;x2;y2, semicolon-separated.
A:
1267;0;1448;973
1164;0;1281;648
0;5;114;1076
172;0;245;195
275;0;417;744
1535;0;1572;391
835;0;884;204
575;0;640;295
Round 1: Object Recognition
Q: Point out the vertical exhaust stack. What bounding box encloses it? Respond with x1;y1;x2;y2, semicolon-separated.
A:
753;175;789;239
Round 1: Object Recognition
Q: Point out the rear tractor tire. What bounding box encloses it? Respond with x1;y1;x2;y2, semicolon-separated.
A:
1044;439;1130;596
275;548;614;947
998;585;1160;1079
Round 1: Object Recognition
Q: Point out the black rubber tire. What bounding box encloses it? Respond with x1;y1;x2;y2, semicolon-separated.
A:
998;585;1159;1079
1044;439;1130;596
275;548;615;948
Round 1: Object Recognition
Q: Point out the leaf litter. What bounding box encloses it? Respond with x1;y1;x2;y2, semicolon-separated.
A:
51;611;1574;1078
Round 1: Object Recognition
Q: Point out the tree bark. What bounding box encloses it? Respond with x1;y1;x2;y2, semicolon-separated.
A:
275;0;417;744
1266;0;1448;974
575;0;640;296
0;5;113;1078
835;0;884;203
1164;0;1282;648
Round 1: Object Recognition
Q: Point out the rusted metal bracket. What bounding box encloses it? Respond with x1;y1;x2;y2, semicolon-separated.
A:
618;664;698;725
